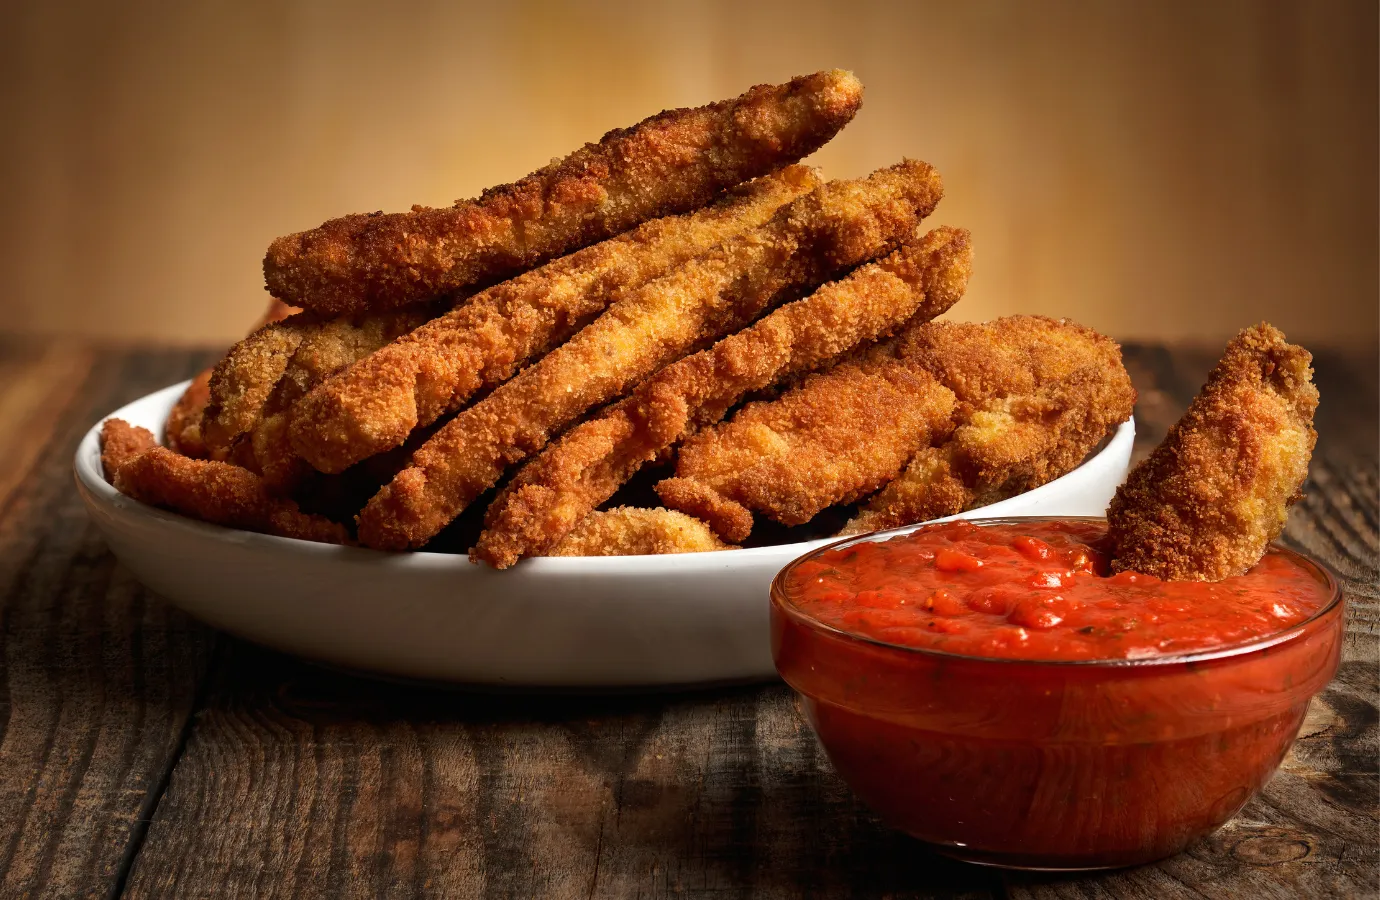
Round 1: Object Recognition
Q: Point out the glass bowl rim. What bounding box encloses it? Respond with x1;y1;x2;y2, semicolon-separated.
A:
769;515;1345;669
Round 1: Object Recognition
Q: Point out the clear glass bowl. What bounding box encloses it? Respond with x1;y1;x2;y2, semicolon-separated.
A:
770;517;1344;870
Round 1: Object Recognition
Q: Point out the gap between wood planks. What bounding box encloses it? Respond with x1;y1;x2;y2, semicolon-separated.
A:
0;341;224;898
109;636;222;900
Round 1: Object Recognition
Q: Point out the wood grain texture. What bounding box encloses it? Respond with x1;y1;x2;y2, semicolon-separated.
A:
0;344;1373;898
120;650;1006;899
0;345;219;899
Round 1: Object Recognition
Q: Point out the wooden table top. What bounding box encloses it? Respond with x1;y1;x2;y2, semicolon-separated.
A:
0;339;1374;899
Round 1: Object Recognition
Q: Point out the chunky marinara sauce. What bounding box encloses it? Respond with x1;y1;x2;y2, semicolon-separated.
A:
771;518;1343;868
782;519;1328;661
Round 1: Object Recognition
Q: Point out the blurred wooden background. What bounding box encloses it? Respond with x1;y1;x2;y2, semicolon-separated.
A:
1;0;1375;349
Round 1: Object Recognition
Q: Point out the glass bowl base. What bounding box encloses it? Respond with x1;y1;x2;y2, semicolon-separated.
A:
920;838;1173;872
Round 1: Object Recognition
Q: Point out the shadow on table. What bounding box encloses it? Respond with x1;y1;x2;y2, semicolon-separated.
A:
191;639;1005;896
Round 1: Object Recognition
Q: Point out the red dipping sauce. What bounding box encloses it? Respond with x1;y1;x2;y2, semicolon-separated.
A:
771;518;1343;870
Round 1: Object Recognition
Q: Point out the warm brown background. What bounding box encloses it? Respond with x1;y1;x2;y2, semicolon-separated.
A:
2;0;1376;348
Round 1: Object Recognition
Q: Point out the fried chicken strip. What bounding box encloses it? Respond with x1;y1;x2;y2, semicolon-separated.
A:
244;306;443;491
202;305;439;478
357;159;945;551
659;353;957;542
102;417;158;479
201;318;306;455
1107;323;1317;581
289;167;820;474
547;507;737;557
840;446;969;535
100;419;349;544
473;226;972;567
841;316;1137;535
164;371;212;458
164;298;297;458
265;70;864;315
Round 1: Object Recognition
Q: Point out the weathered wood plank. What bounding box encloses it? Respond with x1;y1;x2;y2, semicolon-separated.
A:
0;342;98;513
121;645;1004;899
0;343;1369;898
0;345;220;899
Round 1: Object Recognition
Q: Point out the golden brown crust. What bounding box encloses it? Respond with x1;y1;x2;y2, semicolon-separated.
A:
287;167;820;474
163;370;212;458
842;316;1138;536
264;70;864;315
197;300;306;454
101;418;350;544
168;298;299;459
357;159;946;551
547;507;736;556
202;306;440;489
660;356;956;540
472;226;972;567
166;298;299;461
651;478;757;546
1106;323;1317;581
202;318;306;455
248;307;440;492
839;447;969;535
101;418;158;481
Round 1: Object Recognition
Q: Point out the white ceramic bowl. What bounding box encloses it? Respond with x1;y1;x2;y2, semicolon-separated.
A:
76;381;1135;688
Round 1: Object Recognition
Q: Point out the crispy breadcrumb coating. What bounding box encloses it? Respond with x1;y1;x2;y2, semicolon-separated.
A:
264;70;864;314
164;299;297;459
201;318;303;455
839;446;970;535
1107;323;1317;581
473;226;972;567
547;507;736;556
164;370;212;458
660;354;956;542
357;159;945;551
100;419;350;544
202;306;440;486
245;307;441;492
842;316;1137;535
101;418;158;480
288;167;819;474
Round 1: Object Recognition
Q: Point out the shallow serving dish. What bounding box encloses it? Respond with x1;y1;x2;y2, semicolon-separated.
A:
770;517;1345;869
76;381;1135;688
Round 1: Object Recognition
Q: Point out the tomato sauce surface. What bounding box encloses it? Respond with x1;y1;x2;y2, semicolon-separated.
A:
781;519;1329;661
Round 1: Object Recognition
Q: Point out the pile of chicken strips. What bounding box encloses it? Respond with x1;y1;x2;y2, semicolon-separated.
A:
102;70;1151;568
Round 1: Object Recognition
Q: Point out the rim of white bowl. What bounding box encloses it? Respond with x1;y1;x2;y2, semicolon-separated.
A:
75;380;1136;574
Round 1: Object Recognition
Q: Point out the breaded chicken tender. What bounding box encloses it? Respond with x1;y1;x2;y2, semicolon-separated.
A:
202;306;440;486
472;226;972;567
264;70;864;314
101;417;159;479
201;319;305;455
660;356;956;542
164;370;212;458
357;159;946;551
242;307;443;491
842;316;1137;535
840;446;970;535
100;419;350;544
547;507;736;556
1107;323;1317;581
164;299;298;459
288;167;819;474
